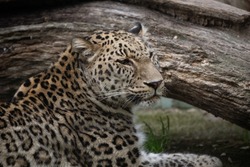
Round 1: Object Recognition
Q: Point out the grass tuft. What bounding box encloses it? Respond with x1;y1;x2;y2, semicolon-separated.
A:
143;116;171;153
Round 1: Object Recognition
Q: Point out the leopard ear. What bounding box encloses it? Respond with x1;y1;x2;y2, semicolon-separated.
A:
128;22;147;36
71;38;99;62
72;38;94;56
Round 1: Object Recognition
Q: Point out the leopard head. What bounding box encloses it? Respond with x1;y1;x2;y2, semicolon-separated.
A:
72;23;163;110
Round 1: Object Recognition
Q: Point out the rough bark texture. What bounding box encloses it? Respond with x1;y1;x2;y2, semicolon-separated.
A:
0;0;250;129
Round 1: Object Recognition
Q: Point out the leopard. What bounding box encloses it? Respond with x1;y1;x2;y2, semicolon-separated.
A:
0;22;223;167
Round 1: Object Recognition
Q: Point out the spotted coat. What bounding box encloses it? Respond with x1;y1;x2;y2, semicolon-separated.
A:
0;23;222;167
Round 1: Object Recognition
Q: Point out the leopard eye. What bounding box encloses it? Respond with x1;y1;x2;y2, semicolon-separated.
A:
116;59;133;66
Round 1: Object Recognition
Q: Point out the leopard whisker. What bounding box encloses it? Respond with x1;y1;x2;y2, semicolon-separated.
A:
122;94;137;108
94;87;128;94
97;92;129;101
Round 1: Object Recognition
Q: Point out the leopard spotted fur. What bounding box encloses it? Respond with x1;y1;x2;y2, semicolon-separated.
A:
0;23;222;167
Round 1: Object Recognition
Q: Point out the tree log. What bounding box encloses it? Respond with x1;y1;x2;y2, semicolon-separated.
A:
0;1;250;129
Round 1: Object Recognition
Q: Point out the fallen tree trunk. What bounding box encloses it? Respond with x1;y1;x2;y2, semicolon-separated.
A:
0;1;250;129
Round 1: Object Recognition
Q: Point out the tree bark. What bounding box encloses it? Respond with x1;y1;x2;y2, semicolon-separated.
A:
0;0;250;129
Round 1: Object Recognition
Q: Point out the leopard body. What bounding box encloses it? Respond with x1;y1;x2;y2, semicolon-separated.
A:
0;23;222;167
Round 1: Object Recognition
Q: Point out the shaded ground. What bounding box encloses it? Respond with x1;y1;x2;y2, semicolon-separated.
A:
137;108;250;167
169;139;250;167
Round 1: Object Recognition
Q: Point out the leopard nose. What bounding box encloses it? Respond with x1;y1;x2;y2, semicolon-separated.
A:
144;80;163;90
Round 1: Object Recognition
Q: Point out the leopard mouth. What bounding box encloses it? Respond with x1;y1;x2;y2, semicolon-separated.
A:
145;95;160;102
127;93;161;106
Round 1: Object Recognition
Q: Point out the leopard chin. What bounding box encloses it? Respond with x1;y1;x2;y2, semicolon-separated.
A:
138;95;161;107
